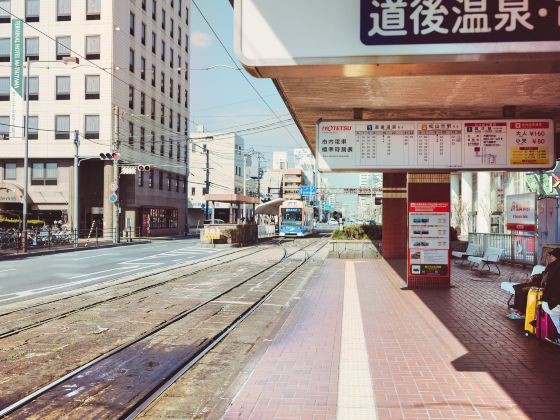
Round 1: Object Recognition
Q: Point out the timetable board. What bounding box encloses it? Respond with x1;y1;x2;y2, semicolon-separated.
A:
317;120;555;172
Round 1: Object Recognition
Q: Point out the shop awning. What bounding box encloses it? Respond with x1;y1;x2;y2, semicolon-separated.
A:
255;198;285;215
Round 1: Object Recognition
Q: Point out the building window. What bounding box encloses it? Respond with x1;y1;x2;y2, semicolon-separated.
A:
161;40;165;61
158;170;164;189
150;131;155;153
160;104;164;124
24;76;39;100
191;186;195;195
170;0;174;9
0;0;11;24
177;142;180;162
151;98;156;120
24;116;38;140
168;110;173;129
177;83;181;104
175;176;179;192
151;0;156;20
25;0;39;22
185;34;188;52
86;0;101;20
170;48;174;68
178;27;182;46
160;136;164;156
169;78;173;98
0;38;9;62
128;122;134;145
184;89;188;108
140;56;146;80
149;170;154;188
169;141;173;158
151;31;156;54
141;22;146;45
31;163;57;186
140;92;145;114
161;8;166;30
184;60;188;80
55;115;70;139
177;116;181;133
141;0;146;11
128;85;134;109
0;115;8;139
4;163;16;180
25;37;39;61
129;12;135;36
170;18;174;38
185;6;188;25
129;48;135;72
85;35;100;59
57;0;71;21
56;76;70;100
178;0;182;16
85;75;100;99
167;174;171;191
138;171;144;187
151;64;156;87
0;77;8;101
140;127;145;150
84;115;99;139
160;72;165;93
56;36;71;60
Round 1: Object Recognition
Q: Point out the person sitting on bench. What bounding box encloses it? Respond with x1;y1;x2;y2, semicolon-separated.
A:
541;250;560;344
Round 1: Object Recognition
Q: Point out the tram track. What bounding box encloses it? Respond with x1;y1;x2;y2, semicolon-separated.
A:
0;237;326;418
0;239;292;340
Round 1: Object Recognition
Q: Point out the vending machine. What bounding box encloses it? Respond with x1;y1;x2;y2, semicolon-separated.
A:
537;197;560;263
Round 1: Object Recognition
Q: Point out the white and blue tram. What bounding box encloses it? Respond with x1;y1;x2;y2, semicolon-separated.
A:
278;200;314;237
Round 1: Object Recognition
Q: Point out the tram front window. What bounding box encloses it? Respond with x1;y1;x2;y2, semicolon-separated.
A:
281;208;302;226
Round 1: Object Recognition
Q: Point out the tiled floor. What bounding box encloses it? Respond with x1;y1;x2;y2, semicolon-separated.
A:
223;259;560;420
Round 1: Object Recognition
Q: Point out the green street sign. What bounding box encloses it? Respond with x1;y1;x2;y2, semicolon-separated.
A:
11;19;23;98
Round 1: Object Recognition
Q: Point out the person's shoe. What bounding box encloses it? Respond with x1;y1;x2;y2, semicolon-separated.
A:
506;312;525;320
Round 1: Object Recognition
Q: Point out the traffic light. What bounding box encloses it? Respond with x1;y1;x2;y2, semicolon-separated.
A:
99;152;120;161
375;197;382;205
137;165;151;172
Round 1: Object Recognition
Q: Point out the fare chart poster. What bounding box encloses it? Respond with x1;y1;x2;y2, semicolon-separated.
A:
317;120;554;172
408;202;450;278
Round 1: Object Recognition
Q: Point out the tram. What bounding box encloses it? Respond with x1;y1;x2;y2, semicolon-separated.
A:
278;200;315;237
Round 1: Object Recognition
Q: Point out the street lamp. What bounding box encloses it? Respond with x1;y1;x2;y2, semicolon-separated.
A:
22;56;79;252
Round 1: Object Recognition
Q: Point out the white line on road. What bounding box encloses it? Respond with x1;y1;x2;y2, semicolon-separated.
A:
0;269;16;273
71;253;112;261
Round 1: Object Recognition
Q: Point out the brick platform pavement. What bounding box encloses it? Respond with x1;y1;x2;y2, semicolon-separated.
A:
223;259;560;420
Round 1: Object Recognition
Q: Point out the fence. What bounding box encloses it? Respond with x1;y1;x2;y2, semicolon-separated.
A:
467;232;537;266
0;227;138;256
258;224;276;239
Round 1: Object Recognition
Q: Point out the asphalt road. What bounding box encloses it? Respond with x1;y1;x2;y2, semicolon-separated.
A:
0;239;227;306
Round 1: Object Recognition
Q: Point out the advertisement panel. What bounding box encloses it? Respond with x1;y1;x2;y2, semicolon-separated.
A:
317;119;554;172
506;192;537;231
9;19;23;140
408;202;450;278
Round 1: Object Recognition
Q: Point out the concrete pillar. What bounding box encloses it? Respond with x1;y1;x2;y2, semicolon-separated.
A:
382;173;407;259
407;173;451;288
68;162;77;230
476;171;491;233
102;161;114;237
460;172;473;236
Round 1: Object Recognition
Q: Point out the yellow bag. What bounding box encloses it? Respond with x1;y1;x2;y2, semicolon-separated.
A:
524;287;543;336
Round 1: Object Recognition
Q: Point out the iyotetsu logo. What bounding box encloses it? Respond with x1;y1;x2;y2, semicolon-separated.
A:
321;125;353;132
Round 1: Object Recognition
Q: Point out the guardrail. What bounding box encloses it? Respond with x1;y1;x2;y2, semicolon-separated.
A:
467;232;537;266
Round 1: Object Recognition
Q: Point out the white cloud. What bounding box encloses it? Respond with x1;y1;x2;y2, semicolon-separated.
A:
191;32;212;48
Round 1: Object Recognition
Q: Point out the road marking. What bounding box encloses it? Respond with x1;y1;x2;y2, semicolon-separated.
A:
337;261;377;420
0;269;16;273
71;253;112;261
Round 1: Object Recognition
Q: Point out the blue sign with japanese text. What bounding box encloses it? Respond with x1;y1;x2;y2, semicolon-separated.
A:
360;0;560;46
299;186;317;196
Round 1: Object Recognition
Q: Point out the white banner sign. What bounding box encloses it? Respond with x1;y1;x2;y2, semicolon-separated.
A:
506;192;536;232
317;119;554;172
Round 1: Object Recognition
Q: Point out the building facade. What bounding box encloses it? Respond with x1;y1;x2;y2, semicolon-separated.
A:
0;0;190;236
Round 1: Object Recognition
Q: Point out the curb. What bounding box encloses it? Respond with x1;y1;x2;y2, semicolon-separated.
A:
0;240;151;261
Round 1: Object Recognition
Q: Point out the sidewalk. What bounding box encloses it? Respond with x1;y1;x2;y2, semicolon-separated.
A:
223;258;560;420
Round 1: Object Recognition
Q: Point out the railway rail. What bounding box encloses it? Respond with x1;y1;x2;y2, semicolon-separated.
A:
0;237;327;419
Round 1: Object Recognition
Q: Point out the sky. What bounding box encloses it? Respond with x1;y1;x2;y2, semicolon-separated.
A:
189;1;362;196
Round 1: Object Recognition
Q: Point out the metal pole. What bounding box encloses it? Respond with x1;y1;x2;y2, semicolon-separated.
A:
73;130;79;247
243;153;247;221
112;106;120;244
205;147;210;219
184;139;189;236
22;58;30;252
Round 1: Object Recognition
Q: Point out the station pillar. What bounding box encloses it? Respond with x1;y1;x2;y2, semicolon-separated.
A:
407;173;451;288
382;173;407;259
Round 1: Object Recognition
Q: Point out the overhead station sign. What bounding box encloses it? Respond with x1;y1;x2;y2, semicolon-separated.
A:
317;119;554;172
234;0;560;68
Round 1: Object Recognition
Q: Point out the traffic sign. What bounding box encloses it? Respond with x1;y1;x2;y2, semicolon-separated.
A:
299;185;317;196
110;183;118;192
109;194;118;203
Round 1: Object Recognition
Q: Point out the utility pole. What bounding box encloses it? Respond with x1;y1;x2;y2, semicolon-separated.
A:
22;58;30;252
184;139;189;235
112;106;120;243
73;130;80;246
205;146;210;219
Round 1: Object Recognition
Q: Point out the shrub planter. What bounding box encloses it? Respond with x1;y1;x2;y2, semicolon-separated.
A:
328;240;380;259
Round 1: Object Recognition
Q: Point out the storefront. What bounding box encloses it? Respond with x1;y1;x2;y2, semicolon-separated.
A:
140;207;179;237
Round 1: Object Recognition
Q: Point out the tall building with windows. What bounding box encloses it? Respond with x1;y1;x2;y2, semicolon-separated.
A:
0;0;191;236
